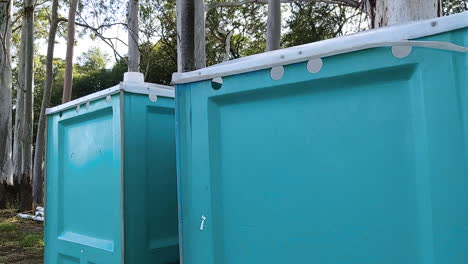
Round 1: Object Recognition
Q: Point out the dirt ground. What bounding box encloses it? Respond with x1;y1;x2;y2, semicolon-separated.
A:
0;209;44;264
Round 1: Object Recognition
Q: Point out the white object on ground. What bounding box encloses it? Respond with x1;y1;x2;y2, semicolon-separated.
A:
17;206;44;222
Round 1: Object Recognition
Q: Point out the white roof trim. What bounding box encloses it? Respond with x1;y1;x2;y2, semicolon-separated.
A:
172;12;468;84
46;82;174;115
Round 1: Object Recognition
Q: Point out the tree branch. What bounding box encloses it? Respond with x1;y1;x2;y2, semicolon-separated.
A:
58;17;126;61
206;0;361;11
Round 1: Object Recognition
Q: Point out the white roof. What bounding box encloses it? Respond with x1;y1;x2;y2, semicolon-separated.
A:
172;11;468;84
46;81;174;115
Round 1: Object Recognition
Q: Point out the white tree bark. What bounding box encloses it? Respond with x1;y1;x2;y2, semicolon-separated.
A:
267;0;281;51
128;0;140;72
63;0;78;103
0;0;13;184
22;0;34;184
32;0;59;205
368;0;442;28
12;26;26;185
12;0;34;196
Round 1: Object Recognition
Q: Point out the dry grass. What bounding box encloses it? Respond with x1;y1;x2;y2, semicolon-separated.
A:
0;209;44;264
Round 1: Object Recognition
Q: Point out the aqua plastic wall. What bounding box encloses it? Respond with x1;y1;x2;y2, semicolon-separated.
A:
45;90;179;264
175;28;468;264
122;93;179;264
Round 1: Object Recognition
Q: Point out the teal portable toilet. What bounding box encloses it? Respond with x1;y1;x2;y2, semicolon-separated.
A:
44;73;179;264
173;13;468;264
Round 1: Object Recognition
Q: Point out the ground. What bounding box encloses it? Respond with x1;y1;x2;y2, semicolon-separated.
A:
0;209;44;264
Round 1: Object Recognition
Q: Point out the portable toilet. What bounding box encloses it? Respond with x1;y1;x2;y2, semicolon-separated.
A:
44;73;179;264
172;13;468;264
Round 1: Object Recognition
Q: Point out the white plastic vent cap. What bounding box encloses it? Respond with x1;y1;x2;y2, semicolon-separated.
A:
124;72;144;83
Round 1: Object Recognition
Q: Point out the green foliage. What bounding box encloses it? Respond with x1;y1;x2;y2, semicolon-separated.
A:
34;3;52;40
205;1;267;63
33;47;125;111
72;57;127;99
443;0;467;15
140;40;177;85
283;2;355;47
77;0;126;28
140;0;176;43
76;47;111;73
34;56;65;116
140;0;267;66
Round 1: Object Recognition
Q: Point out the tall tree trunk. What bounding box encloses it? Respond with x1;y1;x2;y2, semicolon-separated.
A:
128;0;140;72
0;0;13;185
12;0;35;211
63;0;78;103
32;0;59;207
368;0;442;28
194;0;205;68
176;0;206;72
267;0;281;51
13;27;26;186
176;0;195;72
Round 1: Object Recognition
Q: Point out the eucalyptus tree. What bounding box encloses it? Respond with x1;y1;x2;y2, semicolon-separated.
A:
63;0;78;103
61;0;127;101
32;0;60;206
128;0;140;71
176;0;199;72
11;0;35;210
365;0;442;28
266;0;280;50
0;0;13;184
